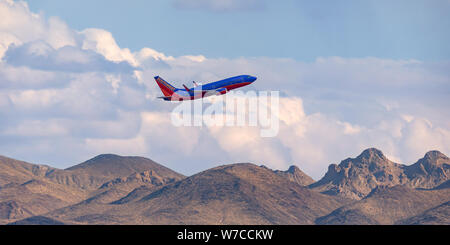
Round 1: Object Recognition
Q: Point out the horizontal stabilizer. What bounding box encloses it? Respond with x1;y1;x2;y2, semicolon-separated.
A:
157;96;172;101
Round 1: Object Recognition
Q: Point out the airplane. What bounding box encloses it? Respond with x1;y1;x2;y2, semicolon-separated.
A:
154;75;257;101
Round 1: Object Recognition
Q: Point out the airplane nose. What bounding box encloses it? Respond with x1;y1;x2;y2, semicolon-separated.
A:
248;76;257;82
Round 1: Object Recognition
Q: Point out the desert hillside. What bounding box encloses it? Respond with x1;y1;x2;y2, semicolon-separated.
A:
1;149;449;225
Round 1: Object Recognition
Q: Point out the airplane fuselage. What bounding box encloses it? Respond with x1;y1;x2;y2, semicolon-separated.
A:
155;75;257;101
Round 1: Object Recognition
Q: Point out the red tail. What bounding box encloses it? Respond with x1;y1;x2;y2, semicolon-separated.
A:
154;76;176;96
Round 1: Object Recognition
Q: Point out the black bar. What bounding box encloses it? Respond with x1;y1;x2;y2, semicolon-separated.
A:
1;225;448;243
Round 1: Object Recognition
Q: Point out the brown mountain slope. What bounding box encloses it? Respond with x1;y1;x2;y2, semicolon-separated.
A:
0;156;87;224
7;216;67;225
45;163;349;225
0;177;89;224
309;149;449;200
273;165;315;186
0;200;32;221
0;155;53;187
78;169;183;205
396;201;450;225
0;154;184;224
0;187;78;225
315;185;450;225
45;154;184;190
3;151;449;225
433;180;450;190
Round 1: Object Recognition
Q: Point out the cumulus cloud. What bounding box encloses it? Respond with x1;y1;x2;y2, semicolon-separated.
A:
0;0;75;53
0;0;449;178
80;28;139;67
274;98;450;178
4;41;136;73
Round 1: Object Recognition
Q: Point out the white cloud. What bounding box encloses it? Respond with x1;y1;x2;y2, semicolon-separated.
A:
46;16;76;49
0;63;61;89
0;32;21;58
398;118;450;163
0;0;76;56
85;136;147;157
3;119;68;137
0;0;45;45
80;28;139;67
135;47;174;62
4;41;136;73
207;125;288;169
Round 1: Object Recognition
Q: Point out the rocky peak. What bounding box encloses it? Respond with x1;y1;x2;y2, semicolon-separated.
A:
77;154;122;166
311;149;450;199
309;148;407;199
287;165;299;173
274;165;315;186
65;154;123;171
407;151;449;174
404;151;449;189
355;148;388;164
92;154;117;159
424;150;448;162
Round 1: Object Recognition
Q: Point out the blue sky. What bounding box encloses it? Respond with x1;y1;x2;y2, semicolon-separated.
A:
28;0;450;61
1;0;449;178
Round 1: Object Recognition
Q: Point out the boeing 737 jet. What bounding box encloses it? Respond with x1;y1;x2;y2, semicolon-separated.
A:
155;75;257;101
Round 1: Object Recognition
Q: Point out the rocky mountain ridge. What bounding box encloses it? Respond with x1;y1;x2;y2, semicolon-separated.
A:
1;148;449;225
309;148;449;200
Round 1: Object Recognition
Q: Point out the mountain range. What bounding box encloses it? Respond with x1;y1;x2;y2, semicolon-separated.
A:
1;148;449;225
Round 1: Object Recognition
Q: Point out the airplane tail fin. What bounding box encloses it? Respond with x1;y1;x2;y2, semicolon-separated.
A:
154;76;176;96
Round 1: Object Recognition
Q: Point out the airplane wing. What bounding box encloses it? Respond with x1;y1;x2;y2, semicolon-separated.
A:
199;88;228;97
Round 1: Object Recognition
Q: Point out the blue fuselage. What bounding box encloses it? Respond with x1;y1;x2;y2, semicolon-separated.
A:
155;75;257;101
176;75;257;94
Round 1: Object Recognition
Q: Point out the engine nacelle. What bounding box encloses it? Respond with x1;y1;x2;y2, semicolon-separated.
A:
215;88;228;95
